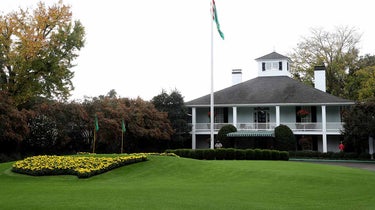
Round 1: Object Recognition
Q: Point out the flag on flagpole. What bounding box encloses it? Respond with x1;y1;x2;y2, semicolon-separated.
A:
121;119;126;133
94;114;99;131
211;0;224;40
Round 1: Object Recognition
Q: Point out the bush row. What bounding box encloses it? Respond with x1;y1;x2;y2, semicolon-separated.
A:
289;151;374;160
165;148;289;161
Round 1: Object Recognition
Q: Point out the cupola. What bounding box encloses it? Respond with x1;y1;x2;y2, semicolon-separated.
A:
255;52;291;77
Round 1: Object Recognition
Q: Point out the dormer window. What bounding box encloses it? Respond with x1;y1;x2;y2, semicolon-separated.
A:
262;61;282;71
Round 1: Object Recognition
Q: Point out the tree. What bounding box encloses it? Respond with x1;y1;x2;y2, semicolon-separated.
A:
342;98;375;153
289;26;360;97
274;124;295;151
345;55;375;101
0;91;29;153
0;1;85;106
345;67;375;101
83;95;173;153
152;89;190;148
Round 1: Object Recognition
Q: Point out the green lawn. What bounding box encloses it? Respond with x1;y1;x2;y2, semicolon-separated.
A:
1;155;375;209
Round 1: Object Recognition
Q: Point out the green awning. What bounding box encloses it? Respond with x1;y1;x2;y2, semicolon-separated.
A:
227;130;274;137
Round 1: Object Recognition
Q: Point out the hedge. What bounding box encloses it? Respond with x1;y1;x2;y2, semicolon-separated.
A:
288;151;374;160
166;148;289;161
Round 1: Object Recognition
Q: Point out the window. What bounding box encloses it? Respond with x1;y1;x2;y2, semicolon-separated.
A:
214;108;224;123
263;61;282;71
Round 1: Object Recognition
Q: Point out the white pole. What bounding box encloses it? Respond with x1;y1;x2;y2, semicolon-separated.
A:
369;136;374;159
322;105;327;153
210;1;215;149
192;107;197;149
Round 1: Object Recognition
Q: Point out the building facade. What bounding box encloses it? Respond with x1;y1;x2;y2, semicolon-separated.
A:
185;52;354;152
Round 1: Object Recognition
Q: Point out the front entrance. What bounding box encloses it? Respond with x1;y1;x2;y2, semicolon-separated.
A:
254;108;270;130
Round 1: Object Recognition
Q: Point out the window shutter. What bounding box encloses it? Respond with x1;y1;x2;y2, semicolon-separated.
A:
262;62;265;71
311;106;317;122
279;62;282;71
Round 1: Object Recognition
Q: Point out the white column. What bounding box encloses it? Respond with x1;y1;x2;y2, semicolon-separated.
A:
233;107;237;128
276;106;280;126
192;107;196;149
369;136;374;159
322;105;327;153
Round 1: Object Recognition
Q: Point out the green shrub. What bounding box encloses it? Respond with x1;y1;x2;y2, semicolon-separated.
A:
215;149;226;160
270;150;280;160
204;149;216;160
262;150;272;160
359;152;371;160
288;151;368;160
235;149;246;160
274;124;295;151
343;152;358;159
193;149;205;159
167;148;289;161
217;125;237;148
254;149;262;160
245;149;254;160
225;148;236;160
279;151;289;160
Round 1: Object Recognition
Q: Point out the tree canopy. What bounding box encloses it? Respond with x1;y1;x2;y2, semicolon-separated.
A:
345;55;375;101
289;26;360;97
0;1;85;106
152;89;190;148
342;98;375;153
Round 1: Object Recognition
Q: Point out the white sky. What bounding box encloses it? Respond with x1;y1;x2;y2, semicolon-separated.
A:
2;0;375;102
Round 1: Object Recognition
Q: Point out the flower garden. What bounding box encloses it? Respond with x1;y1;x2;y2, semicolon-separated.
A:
11;154;147;178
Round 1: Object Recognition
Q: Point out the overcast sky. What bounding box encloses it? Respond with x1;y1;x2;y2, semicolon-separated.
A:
2;0;375;102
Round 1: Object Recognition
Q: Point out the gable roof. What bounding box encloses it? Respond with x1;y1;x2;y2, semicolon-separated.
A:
185;76;353;107
255;52;290;60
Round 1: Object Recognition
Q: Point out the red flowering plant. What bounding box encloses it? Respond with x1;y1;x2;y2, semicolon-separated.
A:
297;109;309;118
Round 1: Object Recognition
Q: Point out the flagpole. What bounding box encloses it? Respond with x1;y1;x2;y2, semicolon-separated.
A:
121;131;124;154
93;127;96;153
210;2;215;150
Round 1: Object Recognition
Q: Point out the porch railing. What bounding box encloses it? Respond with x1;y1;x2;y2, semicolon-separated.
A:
192;122;344;133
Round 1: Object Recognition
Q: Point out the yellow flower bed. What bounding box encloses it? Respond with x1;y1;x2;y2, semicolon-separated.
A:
12;154;147;178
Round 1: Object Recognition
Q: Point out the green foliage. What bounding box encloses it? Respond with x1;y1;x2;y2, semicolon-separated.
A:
245;149;254;160
0;2;85;106
290;26;360;97
342;99;375;153
24;114;58;153
217;124;237;147
1;91;175;155
274;124;296;151
288;151;370;160
2;156;375;209
168;148;289;160
151;89;190;148
235;149;246;160
345;66;375;101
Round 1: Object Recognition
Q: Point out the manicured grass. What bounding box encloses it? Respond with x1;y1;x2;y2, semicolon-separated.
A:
1;155;375;209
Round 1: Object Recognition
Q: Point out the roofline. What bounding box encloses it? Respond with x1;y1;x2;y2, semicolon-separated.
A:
186;102;355;107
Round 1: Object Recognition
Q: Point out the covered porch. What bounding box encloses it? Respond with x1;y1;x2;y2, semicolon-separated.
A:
190;105;344;152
